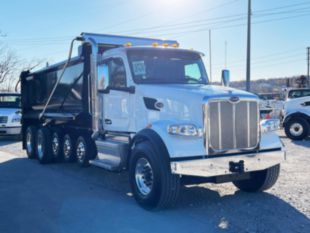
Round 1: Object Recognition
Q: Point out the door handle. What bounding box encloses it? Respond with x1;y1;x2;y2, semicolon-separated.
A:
105;119;112;125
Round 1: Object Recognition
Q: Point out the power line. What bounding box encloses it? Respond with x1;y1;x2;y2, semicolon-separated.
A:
6;1;310;44
213;50;305;67
154;10;310;38
254;1;310;13
112;14;247;35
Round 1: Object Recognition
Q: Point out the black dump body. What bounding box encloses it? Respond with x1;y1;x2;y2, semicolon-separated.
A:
20;44;92;147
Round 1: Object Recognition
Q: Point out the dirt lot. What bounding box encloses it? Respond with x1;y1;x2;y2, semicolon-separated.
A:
0;131;309;233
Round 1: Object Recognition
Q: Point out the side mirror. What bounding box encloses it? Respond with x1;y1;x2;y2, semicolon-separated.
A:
221;69;230;87
98;64;109;91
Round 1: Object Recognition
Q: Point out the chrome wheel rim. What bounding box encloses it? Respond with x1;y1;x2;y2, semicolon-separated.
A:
26;131;32;154
135;157;154;196
37;132;44;159
52;134;59;156
63;138;71;159
290;123;303;137
76;140;86;162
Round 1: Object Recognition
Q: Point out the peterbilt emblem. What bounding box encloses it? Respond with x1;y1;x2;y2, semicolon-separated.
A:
229;96;240;103
155;101;164;109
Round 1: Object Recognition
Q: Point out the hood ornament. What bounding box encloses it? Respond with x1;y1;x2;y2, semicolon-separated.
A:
229;96;240;103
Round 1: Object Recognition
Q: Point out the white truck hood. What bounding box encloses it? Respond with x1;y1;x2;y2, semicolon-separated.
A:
138;84;256;98
136;84;257;125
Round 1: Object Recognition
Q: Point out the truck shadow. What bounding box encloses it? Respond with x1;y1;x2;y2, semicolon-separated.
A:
279;135;310;148
290;138;310;148
176;185;310;232
0;157;309;233
0;135;21;145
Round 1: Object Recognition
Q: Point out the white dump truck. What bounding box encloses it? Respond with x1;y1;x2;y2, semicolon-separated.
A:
20;33;285;209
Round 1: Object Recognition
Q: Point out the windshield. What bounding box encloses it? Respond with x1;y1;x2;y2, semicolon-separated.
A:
127;48;208;84
288;89;310;99
0;94;21;108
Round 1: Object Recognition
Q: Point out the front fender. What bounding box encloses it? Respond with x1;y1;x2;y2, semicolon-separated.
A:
283;111;310;126
149;121;205;158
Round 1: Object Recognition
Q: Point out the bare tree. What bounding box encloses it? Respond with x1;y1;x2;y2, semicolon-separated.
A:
0;40;46;92
0;44;19;85
13;58;45;92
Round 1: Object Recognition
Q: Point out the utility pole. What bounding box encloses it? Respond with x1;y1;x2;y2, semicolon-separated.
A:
307;47;310;87
209;29;212;83
246;0;252;92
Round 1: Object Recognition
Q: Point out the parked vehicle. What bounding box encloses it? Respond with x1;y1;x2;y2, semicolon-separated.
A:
285;88;310;100
20;33;285;209
258;93;284;119
0;93;22;137
283;88;310;140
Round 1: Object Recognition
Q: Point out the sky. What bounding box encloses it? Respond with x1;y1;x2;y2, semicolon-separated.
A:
0;0;309;83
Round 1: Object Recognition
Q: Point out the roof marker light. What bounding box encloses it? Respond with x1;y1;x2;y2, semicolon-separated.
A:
162;43;169;48
124;42;132;47
152;42;159;47
172;43;179;48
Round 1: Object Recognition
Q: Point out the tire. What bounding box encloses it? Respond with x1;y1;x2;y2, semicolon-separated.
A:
63;134;76;163
36;127;53;164
233;164;280;192
25;126;37;159
129;141;180;210
76;136;97;167
51;130;63;162
284;117;309;140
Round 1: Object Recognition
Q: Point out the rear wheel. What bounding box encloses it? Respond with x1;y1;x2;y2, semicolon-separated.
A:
36;127;53;164
76;136;96;167
284;117;309;140
233;164;280;192
63;134;76;162
51;130;63;162
129;142;180;210
25;126;37;159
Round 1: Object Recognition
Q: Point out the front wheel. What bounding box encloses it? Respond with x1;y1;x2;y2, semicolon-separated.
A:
284;117;309;140
233;164;280;192
129;142;180;210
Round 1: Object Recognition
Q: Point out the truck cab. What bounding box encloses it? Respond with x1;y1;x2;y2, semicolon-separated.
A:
0;93;22;136
20;33;285;209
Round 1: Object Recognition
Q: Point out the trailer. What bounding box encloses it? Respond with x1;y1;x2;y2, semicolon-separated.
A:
21;33;285;209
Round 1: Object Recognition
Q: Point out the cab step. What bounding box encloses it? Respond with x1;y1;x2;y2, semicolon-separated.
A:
90;137;129;171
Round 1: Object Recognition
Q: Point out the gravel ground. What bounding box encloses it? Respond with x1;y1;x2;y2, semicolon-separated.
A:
0;131;309;233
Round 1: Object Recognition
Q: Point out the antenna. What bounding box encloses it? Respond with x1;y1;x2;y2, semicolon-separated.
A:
225;41;228;69
209;29;212;83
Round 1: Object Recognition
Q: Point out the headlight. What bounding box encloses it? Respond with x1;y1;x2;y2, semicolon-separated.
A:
11;115;21;123
260;119;280;133
167;124;203;137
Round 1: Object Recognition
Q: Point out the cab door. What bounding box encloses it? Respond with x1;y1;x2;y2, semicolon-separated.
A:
97;57;133;132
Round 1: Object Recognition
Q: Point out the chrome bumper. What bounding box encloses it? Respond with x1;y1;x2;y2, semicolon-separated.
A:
170;149;285;177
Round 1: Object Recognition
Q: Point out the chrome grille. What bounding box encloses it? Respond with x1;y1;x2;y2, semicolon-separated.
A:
0;116;8;124
205;99;259;153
